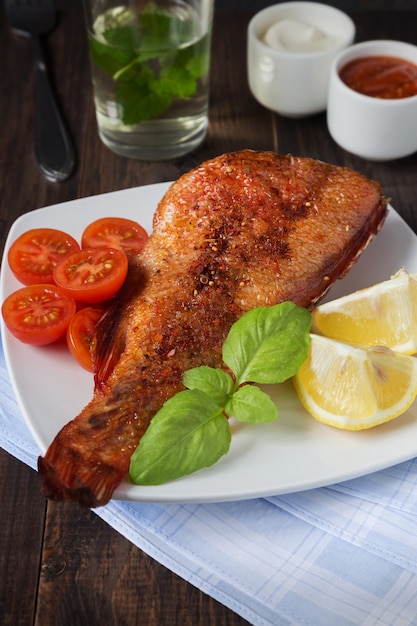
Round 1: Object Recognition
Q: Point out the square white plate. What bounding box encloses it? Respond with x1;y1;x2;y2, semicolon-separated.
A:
2;183;417;503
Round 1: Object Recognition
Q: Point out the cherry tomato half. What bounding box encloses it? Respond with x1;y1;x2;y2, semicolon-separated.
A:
1;284;76;345
53;248;128;303
66;306;104;371
8;228;80;286
81;217;148;257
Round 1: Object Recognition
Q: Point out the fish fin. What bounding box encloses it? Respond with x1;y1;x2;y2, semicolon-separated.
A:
93;260;147;388
93;305;126;389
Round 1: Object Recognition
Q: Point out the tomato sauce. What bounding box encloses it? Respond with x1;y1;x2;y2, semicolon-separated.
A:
339;55;417;99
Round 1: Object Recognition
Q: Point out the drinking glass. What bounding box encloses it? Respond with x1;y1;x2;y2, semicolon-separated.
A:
83;0;214;160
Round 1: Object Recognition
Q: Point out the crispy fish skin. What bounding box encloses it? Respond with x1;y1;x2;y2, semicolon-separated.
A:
38;150;388;507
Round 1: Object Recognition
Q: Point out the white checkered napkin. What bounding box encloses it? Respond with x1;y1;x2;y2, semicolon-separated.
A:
333;459;417;513
271;488;417;574
99;495;417;626
0;337;40;469
2;337;417;626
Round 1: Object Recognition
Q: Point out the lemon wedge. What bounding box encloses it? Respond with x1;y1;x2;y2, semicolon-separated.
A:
311;269;417;355
293;334;417;430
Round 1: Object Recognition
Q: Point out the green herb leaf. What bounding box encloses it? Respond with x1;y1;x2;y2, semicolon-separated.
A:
104;25;142;50
159;64;198;99
223;302;311;385
183;366;234;407
225;384;278;423
89;36;136;78
140;3;196;48
129;389;231;485
115;65;173;124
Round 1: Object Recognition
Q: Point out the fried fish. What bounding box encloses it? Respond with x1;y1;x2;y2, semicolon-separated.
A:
38;150;388;506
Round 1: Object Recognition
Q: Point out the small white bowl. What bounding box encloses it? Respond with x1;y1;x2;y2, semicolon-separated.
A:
247;2;355;117
327;40;417;160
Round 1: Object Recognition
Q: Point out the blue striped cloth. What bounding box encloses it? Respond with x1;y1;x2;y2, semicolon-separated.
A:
2;336;417;625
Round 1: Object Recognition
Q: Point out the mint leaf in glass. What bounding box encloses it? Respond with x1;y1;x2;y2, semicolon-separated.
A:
116;65;173;124
88;35;135;78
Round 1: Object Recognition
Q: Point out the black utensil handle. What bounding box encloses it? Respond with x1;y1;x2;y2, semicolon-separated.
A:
32;35;75;182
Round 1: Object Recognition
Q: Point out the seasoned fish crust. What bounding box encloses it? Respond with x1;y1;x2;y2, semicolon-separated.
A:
38;150;388;507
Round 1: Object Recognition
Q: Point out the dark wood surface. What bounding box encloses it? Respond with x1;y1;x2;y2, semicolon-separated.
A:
1;6;417;625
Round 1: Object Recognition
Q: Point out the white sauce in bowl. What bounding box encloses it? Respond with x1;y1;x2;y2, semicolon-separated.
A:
263;18;342;53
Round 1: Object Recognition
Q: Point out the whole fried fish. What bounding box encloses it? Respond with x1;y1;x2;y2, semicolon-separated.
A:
38;150;388;506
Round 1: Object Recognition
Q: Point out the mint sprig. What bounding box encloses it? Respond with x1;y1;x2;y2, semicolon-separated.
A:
129;302;311;486
88;3;210;125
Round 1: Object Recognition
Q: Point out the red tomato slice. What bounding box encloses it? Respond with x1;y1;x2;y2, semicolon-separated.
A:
8;228;80;286
66;306;104;371
1;284;76;345
81;217;148;256
53;248;128;303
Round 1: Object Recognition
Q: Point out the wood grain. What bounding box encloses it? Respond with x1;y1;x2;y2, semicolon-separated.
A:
0;453;45;626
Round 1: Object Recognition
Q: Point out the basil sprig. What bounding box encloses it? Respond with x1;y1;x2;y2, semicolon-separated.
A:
129;302;311;485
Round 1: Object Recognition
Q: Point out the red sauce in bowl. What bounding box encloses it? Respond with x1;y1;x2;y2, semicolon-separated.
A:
339;55;417;99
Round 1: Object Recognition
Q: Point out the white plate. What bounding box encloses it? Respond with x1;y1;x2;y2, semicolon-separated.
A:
2;183;417;503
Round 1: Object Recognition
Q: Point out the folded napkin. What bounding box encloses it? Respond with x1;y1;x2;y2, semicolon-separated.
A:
2;334;417;626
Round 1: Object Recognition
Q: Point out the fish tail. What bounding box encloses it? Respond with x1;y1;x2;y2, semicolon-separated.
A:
38;453;123;508
37;414;135;507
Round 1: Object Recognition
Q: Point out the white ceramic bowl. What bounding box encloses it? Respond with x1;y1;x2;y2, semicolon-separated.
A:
247;2;355;117
327;40;417;160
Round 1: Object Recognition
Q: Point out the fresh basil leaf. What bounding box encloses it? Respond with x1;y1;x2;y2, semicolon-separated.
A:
129;389;231;485
183;366;234;406
225;384;278;423
222;302;311;385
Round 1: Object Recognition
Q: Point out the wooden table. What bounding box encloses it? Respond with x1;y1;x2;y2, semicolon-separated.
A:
1;6;417;625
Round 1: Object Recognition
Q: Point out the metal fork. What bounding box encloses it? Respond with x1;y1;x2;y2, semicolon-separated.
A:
5;0;75;182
